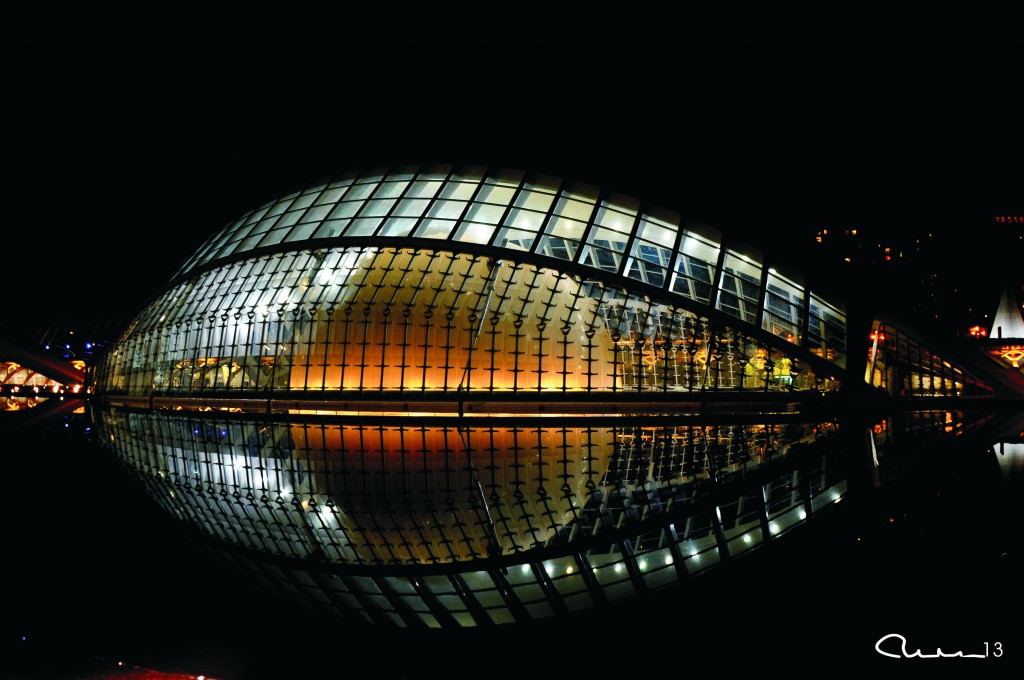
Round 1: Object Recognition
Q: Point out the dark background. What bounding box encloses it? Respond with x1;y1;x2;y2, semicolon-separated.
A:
3;5;1024;677
3;5;1023;339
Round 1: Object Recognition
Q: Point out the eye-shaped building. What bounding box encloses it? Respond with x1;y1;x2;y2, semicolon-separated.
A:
93;165;854;627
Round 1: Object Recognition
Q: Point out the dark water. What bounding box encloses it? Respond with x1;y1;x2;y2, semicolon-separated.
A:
3;413;1023;678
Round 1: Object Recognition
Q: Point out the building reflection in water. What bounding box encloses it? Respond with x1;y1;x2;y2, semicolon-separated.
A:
94;404;846;627
60;165;1019;628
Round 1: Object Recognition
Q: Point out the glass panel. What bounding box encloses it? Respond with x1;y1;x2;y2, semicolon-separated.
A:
463;203;506;225
493;227;535;251
513;188;555;213
427;200;467;220
452;222;495;244
764;270;804;344
371;181;409;199
475;184;516;205
406;180;443;199
394;198;432;218
503;208;545;233
439;181;479;201
717;251;762;324
413;219;455;239
359;198;397;217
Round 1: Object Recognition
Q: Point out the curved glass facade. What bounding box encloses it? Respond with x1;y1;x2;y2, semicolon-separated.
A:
100;248;837;395
171;166;847;370
94;166;853;627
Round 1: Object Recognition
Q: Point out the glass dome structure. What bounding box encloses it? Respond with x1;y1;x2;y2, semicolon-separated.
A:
92;165;853;627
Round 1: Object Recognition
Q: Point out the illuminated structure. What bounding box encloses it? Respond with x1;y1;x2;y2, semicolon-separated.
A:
0;336;87;419
93;166;855;626
975;283;1024;382
1;362;62;411
990;284;1024;339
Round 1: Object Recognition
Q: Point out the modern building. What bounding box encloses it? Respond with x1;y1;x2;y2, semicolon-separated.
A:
86;165;956;627
990;283;1024;340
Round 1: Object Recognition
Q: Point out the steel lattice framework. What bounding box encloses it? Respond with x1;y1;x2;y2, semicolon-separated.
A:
94;166;853;627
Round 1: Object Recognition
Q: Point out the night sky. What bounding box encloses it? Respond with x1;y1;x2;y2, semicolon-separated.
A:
3;5;1024;677
4;6;1022;341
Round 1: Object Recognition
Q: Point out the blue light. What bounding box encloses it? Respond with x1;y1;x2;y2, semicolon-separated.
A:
44;345;49;350
65;344;70;349
86;342;93;349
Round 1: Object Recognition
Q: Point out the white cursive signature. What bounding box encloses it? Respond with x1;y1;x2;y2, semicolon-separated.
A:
875;633;1001;659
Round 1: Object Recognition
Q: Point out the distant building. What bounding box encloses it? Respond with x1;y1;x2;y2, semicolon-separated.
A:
990;283;1024;339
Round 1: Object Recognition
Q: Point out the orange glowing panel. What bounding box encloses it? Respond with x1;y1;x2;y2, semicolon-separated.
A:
999;348;1024;368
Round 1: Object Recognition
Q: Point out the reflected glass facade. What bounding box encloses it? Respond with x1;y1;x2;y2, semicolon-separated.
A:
96;406;845;627
94;166;852;626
